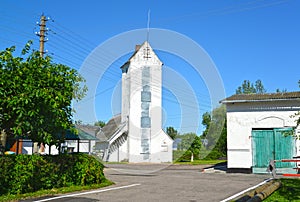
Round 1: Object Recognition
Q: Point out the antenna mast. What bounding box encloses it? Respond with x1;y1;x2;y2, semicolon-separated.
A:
144;9;151;60
147;9;150;43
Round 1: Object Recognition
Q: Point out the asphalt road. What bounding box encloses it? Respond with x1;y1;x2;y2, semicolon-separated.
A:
28;164;270;202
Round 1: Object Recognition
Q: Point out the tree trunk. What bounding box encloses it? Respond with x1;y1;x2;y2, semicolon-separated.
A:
0;130;7;154
191;152;194;162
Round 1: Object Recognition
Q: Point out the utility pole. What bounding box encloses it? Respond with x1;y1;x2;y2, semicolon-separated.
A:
36;15;47;57
33;15;48;154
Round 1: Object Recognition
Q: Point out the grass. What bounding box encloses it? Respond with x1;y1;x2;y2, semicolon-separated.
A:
173;159;227;165
104;161;129;164
264;178;300;201
0;179;114;202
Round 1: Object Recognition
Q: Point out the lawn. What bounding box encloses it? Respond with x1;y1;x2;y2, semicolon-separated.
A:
173;159;227;165
0;180;114;202
264;178;300;201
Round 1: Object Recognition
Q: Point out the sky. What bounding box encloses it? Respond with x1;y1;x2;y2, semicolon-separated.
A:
0;0;299;134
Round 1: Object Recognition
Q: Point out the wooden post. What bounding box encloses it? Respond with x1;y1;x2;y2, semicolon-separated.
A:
39;15;46;57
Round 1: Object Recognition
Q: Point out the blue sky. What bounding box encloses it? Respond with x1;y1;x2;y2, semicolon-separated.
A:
1;0;299;134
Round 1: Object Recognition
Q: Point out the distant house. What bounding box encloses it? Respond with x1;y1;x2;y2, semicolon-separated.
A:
95;42;173;163
9;126;99;155
221;92;300;174
172;138;182;150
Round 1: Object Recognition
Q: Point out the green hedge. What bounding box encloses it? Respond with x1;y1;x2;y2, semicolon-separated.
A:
203;149;225;160
0;153;106;195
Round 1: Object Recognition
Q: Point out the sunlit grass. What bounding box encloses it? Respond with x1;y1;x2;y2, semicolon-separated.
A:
0;179;114;202
173;159;227;165
264;178;300;201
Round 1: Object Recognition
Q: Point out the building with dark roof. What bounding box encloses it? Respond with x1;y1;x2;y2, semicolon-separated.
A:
221;91;300;174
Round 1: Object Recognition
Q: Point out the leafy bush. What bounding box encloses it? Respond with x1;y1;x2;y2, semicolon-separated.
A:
203;150;224;160
0;155;15;195
175;150;201;162
0;153;106;195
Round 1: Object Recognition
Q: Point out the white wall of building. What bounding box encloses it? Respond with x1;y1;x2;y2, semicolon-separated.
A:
119;42;173;163
226;100;300;169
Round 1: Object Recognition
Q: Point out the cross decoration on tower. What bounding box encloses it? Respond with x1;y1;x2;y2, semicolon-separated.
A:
143;46;151;59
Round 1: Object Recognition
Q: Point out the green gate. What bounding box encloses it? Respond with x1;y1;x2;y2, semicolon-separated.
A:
252;128;296;174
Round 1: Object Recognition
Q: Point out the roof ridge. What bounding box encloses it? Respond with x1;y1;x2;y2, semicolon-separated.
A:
221;91;300;103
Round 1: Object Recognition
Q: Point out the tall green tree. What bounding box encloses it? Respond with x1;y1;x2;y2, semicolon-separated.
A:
236;79;266;94
201;112;211;138
166;126;178;140
201;105;227;156
0;43;87;149
177;133;201;161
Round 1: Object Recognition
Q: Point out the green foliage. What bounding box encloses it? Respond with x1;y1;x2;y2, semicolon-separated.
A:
0;180;113;202
235;79;266;94
0;153;106;196
276;88;287;93
166;126;178;140
0;44;87;146
176;133;201;161
201;105;227;159
173;150;186;161
189;136;202;156
203;150;223;160
177;133;197;150
201;112;211;138
0;155;15;194
11;154;57;194
94;120;106;128
202;106;226;150
176;150;193;162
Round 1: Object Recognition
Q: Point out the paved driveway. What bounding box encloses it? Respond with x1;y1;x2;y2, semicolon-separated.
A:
30;164;270;202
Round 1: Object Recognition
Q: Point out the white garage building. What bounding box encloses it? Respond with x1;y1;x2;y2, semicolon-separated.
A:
221;92;300;174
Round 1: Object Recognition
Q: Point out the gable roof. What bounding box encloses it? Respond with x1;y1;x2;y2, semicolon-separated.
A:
96;114;122;142
120;41;162;70
64;128;99;140
221;91;300;104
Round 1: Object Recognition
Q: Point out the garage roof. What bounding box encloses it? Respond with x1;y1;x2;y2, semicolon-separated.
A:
221;91;300;104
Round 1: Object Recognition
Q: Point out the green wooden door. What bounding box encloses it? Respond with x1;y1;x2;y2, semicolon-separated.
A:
274;128;295;173
252;128;295;174
252;130;274;173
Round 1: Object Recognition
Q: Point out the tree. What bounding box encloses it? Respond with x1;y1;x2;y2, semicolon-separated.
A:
201;112;211;138
255;79;267;94
0;43;87;150
201;105;227;158
276;88;287;93
166;126;178;140
177;133;201;162
189;135;202;162
236;79;266;94
94;120;106;128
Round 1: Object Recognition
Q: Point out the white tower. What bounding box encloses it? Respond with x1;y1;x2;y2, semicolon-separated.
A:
120;42;173;163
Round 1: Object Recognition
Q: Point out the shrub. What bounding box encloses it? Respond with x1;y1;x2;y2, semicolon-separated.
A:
203;150;223;160
0;155;15;195
0;153;107;196
175;150;200;162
